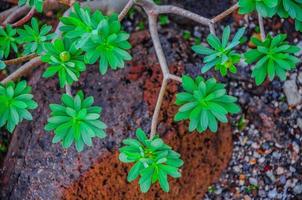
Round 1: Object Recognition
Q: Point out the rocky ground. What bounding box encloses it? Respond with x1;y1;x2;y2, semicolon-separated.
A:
1;0;302;199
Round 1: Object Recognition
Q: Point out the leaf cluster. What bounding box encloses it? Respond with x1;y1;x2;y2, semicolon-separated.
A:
41;39;86;88
45;91;107;152
0;18;54;68
245;34;300;85
17;18;55;55
59;3;132;75
192;26;245;76
239;0;302;31
119;128;183;193
239;0;279;17
0;81;38;133
18;0;44;12
175;76;240;133
0;25;18;59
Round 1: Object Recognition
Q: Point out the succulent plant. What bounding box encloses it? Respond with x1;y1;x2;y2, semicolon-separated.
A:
42;38;86;88
0;25;18;59
17;18;55;55
119;128;183;193
174;76;240;133
245;34;300;85
0;81;38;133
45;91;107;152
238;0;279;17
60;3;132;75
192;26;245;76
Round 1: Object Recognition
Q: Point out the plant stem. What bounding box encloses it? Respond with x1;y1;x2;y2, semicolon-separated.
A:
118;0;134;21
11;8;35;27
2;6;30;26
1;57;42;84
4;54;37;65
212;3;239;23
258;12;266;40
65;84;72;96
150;78;167;139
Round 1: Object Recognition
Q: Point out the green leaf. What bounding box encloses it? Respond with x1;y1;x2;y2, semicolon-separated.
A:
127;161;143;182
158;170;169;192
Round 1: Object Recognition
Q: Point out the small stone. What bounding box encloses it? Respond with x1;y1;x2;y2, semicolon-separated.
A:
272;152;281;159
258;189;266;198
233;166;241;173
280;175;286;184
214;187;222;195
239;174;246;185
244;195;252;200
262;142;270;150
266;171;276;183
243;163;250;172
268;188;277;198
250;158;257;165
258;157;265;164
290;166;296;173
279;103;288;112
294;184;302;194
293;142;300;154
297;118;302;131
276;167;285;175
249;177;258;185
252;142;259;149
283;80;302;106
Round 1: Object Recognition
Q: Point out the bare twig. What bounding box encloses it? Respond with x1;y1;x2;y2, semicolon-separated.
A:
258;12;266;40
118;0;134;21
65;84;72;96
212;3;239;23
148;14;169;77
1;57;42;84
11;8;35;27
148;14;171;138
150;79;168;139
4;54;37;65
2;6;30;26
168;74;182;83
209;22;216;35
156;5;211;26
0;6;19;23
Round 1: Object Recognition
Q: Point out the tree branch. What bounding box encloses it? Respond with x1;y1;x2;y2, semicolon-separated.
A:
156;5;211;26
4;54;37;65
118;0;134;21
11;8;35;27
2;6;30;26
150;78;168;139
1;57;43;84
211;3;239;23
